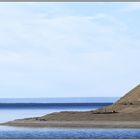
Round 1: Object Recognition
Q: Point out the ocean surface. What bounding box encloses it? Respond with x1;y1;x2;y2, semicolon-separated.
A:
0;97;140;139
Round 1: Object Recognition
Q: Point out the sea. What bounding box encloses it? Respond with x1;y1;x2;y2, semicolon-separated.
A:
0;97;140;139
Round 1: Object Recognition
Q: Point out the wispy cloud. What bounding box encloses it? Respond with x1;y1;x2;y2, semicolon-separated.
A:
122;3;140;12
0;3;139;97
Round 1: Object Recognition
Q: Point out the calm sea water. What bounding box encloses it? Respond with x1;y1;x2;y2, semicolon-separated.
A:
0;97;140;139
0;97;117;123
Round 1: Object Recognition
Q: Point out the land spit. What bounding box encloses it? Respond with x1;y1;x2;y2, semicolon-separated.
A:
2;84;140;128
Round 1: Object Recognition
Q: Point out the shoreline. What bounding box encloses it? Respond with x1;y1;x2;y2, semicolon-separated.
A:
2;120;140;128
2;110;140;129
2;85;140;129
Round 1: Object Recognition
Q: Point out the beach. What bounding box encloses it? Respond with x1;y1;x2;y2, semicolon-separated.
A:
4;120;140;128
2;85;140;129
3;110;140;128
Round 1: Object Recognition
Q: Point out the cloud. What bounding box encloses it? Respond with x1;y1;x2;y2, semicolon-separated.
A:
0;3;139;97
120;3;140;13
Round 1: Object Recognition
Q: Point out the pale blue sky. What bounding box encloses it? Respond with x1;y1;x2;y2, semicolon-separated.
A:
0;2;140;98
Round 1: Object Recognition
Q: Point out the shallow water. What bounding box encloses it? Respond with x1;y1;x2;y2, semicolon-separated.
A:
0;126;140;139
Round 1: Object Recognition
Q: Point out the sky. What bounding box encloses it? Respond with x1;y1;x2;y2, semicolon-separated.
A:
0;2;140;98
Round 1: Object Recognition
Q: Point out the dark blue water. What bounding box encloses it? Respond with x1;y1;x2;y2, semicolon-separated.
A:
0;102;111;123
0;97;139;139
0;103;112;109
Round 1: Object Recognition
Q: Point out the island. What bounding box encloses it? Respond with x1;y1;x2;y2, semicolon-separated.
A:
2;84;140;128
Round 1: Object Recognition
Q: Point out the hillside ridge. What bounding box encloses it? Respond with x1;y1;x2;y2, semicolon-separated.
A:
97;84;140;113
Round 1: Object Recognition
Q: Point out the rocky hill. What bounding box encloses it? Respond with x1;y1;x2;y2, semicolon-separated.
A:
39;84;140;121
96;84;140;113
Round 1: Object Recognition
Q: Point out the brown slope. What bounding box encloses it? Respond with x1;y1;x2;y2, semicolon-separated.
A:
6;84;140;124
40;84;140;121
97;84;140;113
117;84;140;104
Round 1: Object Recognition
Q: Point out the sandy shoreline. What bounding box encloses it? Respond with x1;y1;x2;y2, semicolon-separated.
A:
2;111;140;128
2;85;140;129
2;120;140;128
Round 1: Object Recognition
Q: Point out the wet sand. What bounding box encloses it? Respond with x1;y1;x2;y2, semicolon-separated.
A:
3;120;140;128
2;111;140;128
